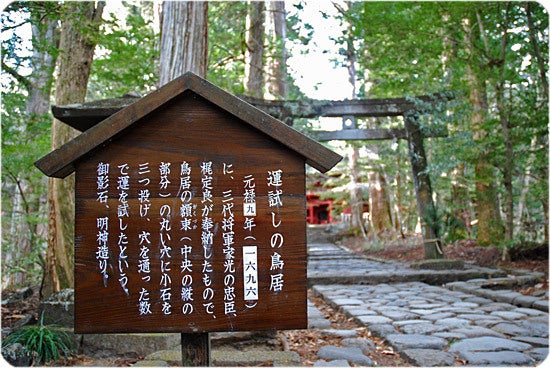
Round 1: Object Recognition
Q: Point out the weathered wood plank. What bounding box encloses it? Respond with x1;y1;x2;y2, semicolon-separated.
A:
181;333;210;366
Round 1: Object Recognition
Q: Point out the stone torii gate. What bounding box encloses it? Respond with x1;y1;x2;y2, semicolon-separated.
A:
51;92;452;259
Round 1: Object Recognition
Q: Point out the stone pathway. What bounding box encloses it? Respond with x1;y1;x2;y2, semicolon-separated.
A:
307;241;548;366
134;238;547;366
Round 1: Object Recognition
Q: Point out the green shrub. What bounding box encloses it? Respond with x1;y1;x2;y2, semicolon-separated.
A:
3;313;72;364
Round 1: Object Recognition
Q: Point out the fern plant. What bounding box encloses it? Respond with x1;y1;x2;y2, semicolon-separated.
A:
3;313;73;364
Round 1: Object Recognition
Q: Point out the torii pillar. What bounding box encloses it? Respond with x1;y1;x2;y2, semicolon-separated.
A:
404;111;442;259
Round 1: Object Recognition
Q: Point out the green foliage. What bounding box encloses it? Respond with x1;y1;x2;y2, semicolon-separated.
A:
207;1;247;94
327;1;548;243
4;314;73;364
1;2;59;288
1;79;51;287
88;2;158;99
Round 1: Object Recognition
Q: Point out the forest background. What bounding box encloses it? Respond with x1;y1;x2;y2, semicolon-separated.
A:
1;1;548;297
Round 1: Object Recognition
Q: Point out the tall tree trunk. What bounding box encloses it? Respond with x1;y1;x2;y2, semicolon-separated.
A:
348;144;367;238
442;11;472;238
525;2;549;100
393;148;405;237
525;2;549;243
515;136;536;232
368;170;393;236
42;2;104;299
463;14;505;247
450;164;472;237
264;0;288;99
339;1;368;238
244;1;265;98
159;1;208;85
486;4;513;258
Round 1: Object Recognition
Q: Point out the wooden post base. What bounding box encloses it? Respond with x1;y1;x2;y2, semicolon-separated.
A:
181;332;210;366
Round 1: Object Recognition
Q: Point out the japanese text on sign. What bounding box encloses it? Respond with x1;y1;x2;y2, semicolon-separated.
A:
93;160;285;319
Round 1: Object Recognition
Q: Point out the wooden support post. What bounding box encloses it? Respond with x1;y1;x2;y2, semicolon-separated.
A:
181;333;210;366
403;111;443;259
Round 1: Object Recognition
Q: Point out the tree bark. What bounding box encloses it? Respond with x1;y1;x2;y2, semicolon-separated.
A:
450;164;472;237
264;0;288;99
525;2;549;99
159;1;208;85
368;170;393;236
463;13;504;247
42;1;104;299
486;4;513;256
244;1;265;98
348;144;368;238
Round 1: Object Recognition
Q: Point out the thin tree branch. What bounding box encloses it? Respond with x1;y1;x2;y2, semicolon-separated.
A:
1;60;32;91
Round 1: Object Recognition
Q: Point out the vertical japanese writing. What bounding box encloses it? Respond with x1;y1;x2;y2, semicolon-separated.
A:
242;246;258;301
159;162;172;198
268;169;284;293
179;161;194;315
201;161;215;318
96;217;109;286
242;174;258;308
159;163;173;315
96;162;109;204
117;164;130;295
222;163;236;316
96;162;110;286
89;158;297;324
243;174;257;229
137;162;152;315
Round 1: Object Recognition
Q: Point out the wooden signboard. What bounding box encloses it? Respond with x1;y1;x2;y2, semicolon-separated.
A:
35;72;342;334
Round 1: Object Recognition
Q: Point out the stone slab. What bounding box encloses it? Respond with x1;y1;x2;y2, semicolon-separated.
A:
492;322;531;336
143;350;181;365
356;315;393;325
314;359;350;367
450;326;506;338
511;336;549;347
521;320;549;337
458;351;534;366
211;349;301;366
401;349;455;367
448;336;532;353
341;338;376;354
133;359;169;366
367;324;397;338
81;333;180;357
528;347;548;362
399;322;447;335
385;334;447;350
317;345;373;366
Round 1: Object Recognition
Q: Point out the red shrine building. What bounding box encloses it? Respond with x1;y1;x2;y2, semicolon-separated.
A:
306;193;335;224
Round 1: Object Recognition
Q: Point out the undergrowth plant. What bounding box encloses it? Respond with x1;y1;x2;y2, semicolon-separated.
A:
3;313;73;364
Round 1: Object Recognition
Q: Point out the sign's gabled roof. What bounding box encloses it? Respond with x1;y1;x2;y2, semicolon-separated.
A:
35;72;342;178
